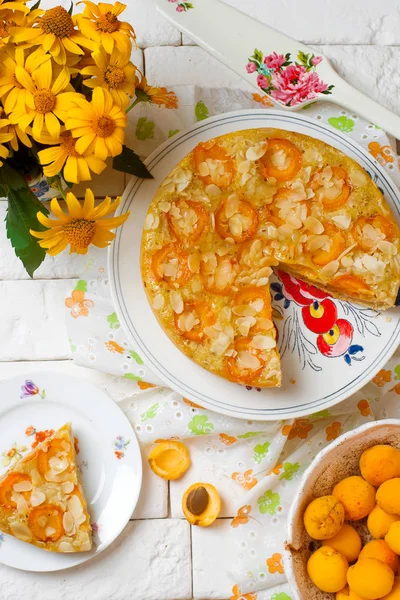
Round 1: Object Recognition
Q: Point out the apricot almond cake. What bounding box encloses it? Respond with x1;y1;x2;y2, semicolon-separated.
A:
141;129;400;387
0;424;92;552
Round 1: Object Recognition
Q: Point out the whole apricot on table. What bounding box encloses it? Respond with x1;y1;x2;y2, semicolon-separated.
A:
336;586;369;600
380;577;400;600
332;476;376;520
359;539;398;572
360;445;400;487
322;524;362;563
377;479;400;515
148;441;191;480
386;522;400;554
368;506;400;539
347;558;394;599
307;546;348;593
304;495;345;540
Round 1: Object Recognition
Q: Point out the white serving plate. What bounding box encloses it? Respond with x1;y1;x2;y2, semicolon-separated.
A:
0;373;142;572
109;108;400;421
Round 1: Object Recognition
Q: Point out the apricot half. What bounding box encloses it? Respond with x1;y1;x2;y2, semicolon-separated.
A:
377;479;400;515
368;506;400;539
307;546;348;593
347;558;394;599
322;524;362;563
381;577;400;600
337;586;369;600
304;495;345;540
360;445;400;487
148;441;191;480
182;483;220;527
386;522;400;554
332;476;376;520
359;539;398;572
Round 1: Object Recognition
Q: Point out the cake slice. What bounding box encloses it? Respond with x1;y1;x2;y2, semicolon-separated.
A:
0;423;92;553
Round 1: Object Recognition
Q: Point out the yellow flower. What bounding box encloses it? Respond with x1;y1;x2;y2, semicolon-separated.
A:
30;189;130;255
0;116;14;164
0;107;31;150
9;58;80;141
76;1;135;55
0;46;50;114
135;72;178;109
0;2;39;49
10;5;94;65
65;87;126;161
38;130;107;184
81;46;136;109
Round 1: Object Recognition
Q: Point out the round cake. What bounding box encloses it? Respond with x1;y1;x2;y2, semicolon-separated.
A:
141;128;400;387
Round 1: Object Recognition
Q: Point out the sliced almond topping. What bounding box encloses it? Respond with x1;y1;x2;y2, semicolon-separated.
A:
237;351;261;370
361;254;386;277
304;216;324;235
331;214;351;230
246;141;268;161
158;201;171;213
238;160;251;174
170;290;184;314
61;481;75;495
198;161;210;177
307;234;330;253
349;168;368;187
45;527;56;537
30;490;46;507
205;183;222;197
210;332;232;356
250;335;276;350
377;240;398;256
13;480;32;493
257;317;273;330
152;293;165;310
204;326;219;340
225;193;240;219
10;522;32;542
38;516;48;528
49;456;69;474
320;260;340;278
143;213;154;231
191;278;203;293
188;253;201;273
31;469;41;486
286;214;303;230
236;316;257;336
68;494;83;520
232;304;257;317
63;511;75;534
58;541;74;553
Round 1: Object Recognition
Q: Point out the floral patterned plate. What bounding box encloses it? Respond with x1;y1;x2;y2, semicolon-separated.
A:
109;109;400;421
0;373;142;572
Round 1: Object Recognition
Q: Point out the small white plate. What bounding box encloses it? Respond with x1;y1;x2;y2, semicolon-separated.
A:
0;373;142;572
109;109;400;421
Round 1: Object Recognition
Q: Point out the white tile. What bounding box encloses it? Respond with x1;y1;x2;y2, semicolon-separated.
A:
123;0;181;48
0;520;192;600
133;446;168;519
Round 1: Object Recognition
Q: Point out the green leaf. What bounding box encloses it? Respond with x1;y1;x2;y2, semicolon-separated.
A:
195;100;209;122
68;2;73;15
30;0;41;11
5;186;49;277
0;162;28;190
112;146;153;179
74;280;87;292
297;50;310;67
129;350;144;365
253;48;264;63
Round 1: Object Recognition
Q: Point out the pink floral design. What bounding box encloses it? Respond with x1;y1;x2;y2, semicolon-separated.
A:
167;0;194;10
246;48;333;107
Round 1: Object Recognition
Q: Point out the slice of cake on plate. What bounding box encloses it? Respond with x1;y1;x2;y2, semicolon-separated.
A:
0;423;92;552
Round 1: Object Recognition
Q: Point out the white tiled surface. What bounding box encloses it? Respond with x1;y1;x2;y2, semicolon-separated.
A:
1;1;400;598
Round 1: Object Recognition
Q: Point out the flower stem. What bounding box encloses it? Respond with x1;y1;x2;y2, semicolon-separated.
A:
126;97;141;114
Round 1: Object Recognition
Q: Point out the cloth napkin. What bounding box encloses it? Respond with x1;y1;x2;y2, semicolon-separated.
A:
65;87;400;600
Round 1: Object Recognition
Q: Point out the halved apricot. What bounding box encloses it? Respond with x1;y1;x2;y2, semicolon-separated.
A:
312;166;351;210
166;199;209;246
182;482;221;527
0;473;31;509
37;438;72;478
193;141;235;189
259;138;302;182
330;275;373;298
28;504;64;542
215;197;258;243
310;223;346;266
200;254;238;296
174;301;215;342
353;214;396;252
148;441;191;480
226;337;265;384
234;286;272;333
151;244;192;287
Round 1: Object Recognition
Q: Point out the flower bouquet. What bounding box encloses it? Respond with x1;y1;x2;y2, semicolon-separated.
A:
0;0;178;275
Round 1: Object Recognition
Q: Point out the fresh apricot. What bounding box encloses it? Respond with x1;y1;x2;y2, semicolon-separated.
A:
322;524;362;563
377;479;400;515
359;540;398;572
336;586;369;600
307;546;348;593
360;445;400;487
386;521;400;554
148;441;191;480
368;506;400;539
347;558;394;599
182;483;221;527
332;476;376;520
304;495;345;540
381;577;400;599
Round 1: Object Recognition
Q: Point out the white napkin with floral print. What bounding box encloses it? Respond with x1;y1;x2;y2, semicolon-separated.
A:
65;86;400;600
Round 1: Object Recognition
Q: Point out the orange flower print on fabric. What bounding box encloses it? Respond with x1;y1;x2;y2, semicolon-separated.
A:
231;505;251;528
137;381;156;390
266;552;284;575
183;397;204;409
105;341;125;354
252;92;273;107
220;433;238;446
390;383;400;395
326;421;342;441
358;399;372;416
372;369;392;387
267;463;283;476
368;141;394;166
230;584;257;600
283;419;313;440
232;469;258;490
65;289;95;318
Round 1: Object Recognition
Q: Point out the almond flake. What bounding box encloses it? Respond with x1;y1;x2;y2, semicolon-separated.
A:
237;316;257;336
205;183;221;197
250;335;276;350
170;290;183;314
143;213;154;230
246;141;268;161
238;160;251;174
377;240;398;256
58;541;74;552
225;194;240;219
158;201;171;213
349;168;368;187
232;304;257;317
320;260;340;278
331;214;351;230
68;494;83;519
13;480;32;493
236;351;261;370
152;294;164;310
304;216;324;235
63;511;75;534
210;332;232;356
10;522;32;542
31;490;46;507
198;161;210;177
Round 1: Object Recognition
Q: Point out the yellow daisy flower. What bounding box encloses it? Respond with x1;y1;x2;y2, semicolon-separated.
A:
81;46;136;109
65;87;126;161
30;188;130;255
0;116;14;164
0;107;31;150
76;1;135;55
0;46;50;114
38;130;107;184
10;5;95;65
0;2;39;50
9;58;81;141
134;72;178;109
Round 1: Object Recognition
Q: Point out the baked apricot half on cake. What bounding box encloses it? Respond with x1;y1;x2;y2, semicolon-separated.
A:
141;128;400;387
